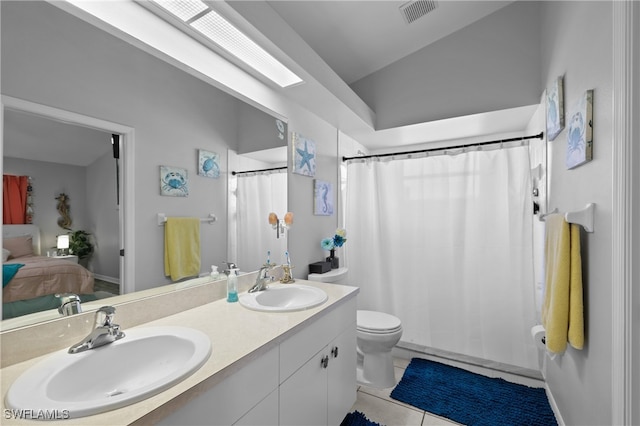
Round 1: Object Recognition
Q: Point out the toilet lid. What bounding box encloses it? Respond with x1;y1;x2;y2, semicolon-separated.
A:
357;310;402;334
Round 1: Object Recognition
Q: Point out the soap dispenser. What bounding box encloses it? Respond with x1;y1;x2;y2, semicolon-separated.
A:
224;262;239;303
210;265;221;281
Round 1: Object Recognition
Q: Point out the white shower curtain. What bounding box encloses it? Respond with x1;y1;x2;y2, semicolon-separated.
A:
234;171;287;271
344;146;539;370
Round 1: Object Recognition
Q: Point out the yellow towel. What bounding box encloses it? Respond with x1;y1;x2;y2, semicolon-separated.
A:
568;222;584;349
164;217;201;282
541;214;584;354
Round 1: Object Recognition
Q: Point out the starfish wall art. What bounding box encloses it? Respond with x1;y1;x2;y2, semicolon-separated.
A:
292;132;316;177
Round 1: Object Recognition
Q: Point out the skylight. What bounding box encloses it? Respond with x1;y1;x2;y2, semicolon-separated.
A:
151;0;303;88
154;0;207;21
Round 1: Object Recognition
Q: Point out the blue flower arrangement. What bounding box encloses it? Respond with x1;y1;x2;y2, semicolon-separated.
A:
321;228;347;251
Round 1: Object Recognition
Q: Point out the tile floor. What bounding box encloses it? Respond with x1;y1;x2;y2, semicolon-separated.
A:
350;357;546;426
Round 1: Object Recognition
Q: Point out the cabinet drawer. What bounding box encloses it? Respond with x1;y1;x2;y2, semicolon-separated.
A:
279;296;356;383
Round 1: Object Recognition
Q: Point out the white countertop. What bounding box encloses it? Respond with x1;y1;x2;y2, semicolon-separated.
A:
0;280;358;425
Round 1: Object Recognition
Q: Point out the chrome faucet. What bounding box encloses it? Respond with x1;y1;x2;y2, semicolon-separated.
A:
248;263;275;293
56;293;82;316
68;306;125;354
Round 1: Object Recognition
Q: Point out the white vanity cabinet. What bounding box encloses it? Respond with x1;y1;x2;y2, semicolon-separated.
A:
157;345;280;426
154;294;357;426
279;297;357;426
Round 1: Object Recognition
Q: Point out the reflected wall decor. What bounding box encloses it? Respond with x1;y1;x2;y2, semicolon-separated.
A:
275;119;286;141
198;149;220;178
566;89;593;169
292;132;316;177
314;180;333;216
546;76;564;141
160;165;189;197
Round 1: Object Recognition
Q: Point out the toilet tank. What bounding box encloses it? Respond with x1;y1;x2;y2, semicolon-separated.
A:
307;267;349;284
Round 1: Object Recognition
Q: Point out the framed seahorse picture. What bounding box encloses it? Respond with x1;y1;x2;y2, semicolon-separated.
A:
314;180;333;216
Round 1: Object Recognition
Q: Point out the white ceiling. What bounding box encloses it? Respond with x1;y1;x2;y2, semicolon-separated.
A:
4;109;113;166
266;1;514;85
223;0;537;150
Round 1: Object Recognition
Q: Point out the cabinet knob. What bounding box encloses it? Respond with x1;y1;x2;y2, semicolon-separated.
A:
331;346;339;358
321;355;329;369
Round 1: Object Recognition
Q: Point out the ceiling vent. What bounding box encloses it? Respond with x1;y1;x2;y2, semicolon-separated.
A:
399;0;438;25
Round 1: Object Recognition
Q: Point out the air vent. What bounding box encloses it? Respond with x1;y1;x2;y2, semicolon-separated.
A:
400;0;438;25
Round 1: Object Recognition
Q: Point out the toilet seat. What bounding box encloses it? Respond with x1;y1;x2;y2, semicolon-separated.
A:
357;310;402;334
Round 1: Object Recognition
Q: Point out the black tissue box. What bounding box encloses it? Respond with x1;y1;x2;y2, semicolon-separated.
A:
309;261;331;274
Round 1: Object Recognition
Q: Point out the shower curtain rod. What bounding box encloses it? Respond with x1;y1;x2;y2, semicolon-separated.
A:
342;131;544;162
232;166;287;176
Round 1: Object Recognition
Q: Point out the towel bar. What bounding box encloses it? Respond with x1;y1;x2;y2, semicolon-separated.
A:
564;203;595;233
540;204;595;233
157;213;217;226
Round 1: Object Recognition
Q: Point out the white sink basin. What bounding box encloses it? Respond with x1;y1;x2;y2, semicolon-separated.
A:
239;284;328;312
5;326;211;419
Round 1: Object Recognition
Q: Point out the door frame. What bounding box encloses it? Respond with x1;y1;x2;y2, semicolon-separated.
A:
1;95;136;294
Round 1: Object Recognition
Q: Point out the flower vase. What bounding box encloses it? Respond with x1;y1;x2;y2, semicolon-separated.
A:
326;249;339;269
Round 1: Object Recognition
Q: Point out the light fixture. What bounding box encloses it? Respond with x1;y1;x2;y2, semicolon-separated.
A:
268;212;293;239
57;234;70;256
151;0;303;88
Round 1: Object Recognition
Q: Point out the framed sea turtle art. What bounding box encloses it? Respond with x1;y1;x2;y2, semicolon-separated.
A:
160;165;189;197
198;149;220;178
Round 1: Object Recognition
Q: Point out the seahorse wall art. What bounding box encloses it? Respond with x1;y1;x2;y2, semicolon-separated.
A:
55;193;72;230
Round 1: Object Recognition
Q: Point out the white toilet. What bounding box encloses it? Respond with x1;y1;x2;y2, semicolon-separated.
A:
307;267;403;389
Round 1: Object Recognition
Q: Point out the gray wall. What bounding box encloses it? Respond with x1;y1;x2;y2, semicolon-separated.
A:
350;1;542;130
541;2;613;425
86;151;120;281
3;157;88;252
237;102;287;155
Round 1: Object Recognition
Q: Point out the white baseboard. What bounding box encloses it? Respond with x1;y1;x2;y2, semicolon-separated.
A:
94;274;120;285
545;383;565;426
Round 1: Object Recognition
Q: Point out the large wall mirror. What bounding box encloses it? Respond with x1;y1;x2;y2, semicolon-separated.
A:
228;116;289;273
1;1;289;330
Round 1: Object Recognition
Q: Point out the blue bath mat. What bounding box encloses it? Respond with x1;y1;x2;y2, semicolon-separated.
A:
391;358;557;426
341;410;384;426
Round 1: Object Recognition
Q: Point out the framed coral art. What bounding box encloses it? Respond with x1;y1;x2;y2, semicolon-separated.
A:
566;90;593;169
198;149;220;178
160;165;189;197
546;76;564;141
314;180;334;216
292;132;316;177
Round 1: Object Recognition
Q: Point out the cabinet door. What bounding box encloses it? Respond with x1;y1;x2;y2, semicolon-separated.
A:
156;346;278;426
279;349;328;426
234;389;278;426
327;324;357;426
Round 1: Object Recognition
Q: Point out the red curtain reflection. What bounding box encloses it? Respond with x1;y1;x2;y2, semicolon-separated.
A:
3;175;28;224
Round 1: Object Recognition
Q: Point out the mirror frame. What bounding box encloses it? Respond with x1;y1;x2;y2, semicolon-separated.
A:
1;95;136;295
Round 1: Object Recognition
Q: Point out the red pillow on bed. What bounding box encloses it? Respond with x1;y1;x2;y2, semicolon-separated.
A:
3;236;34;259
